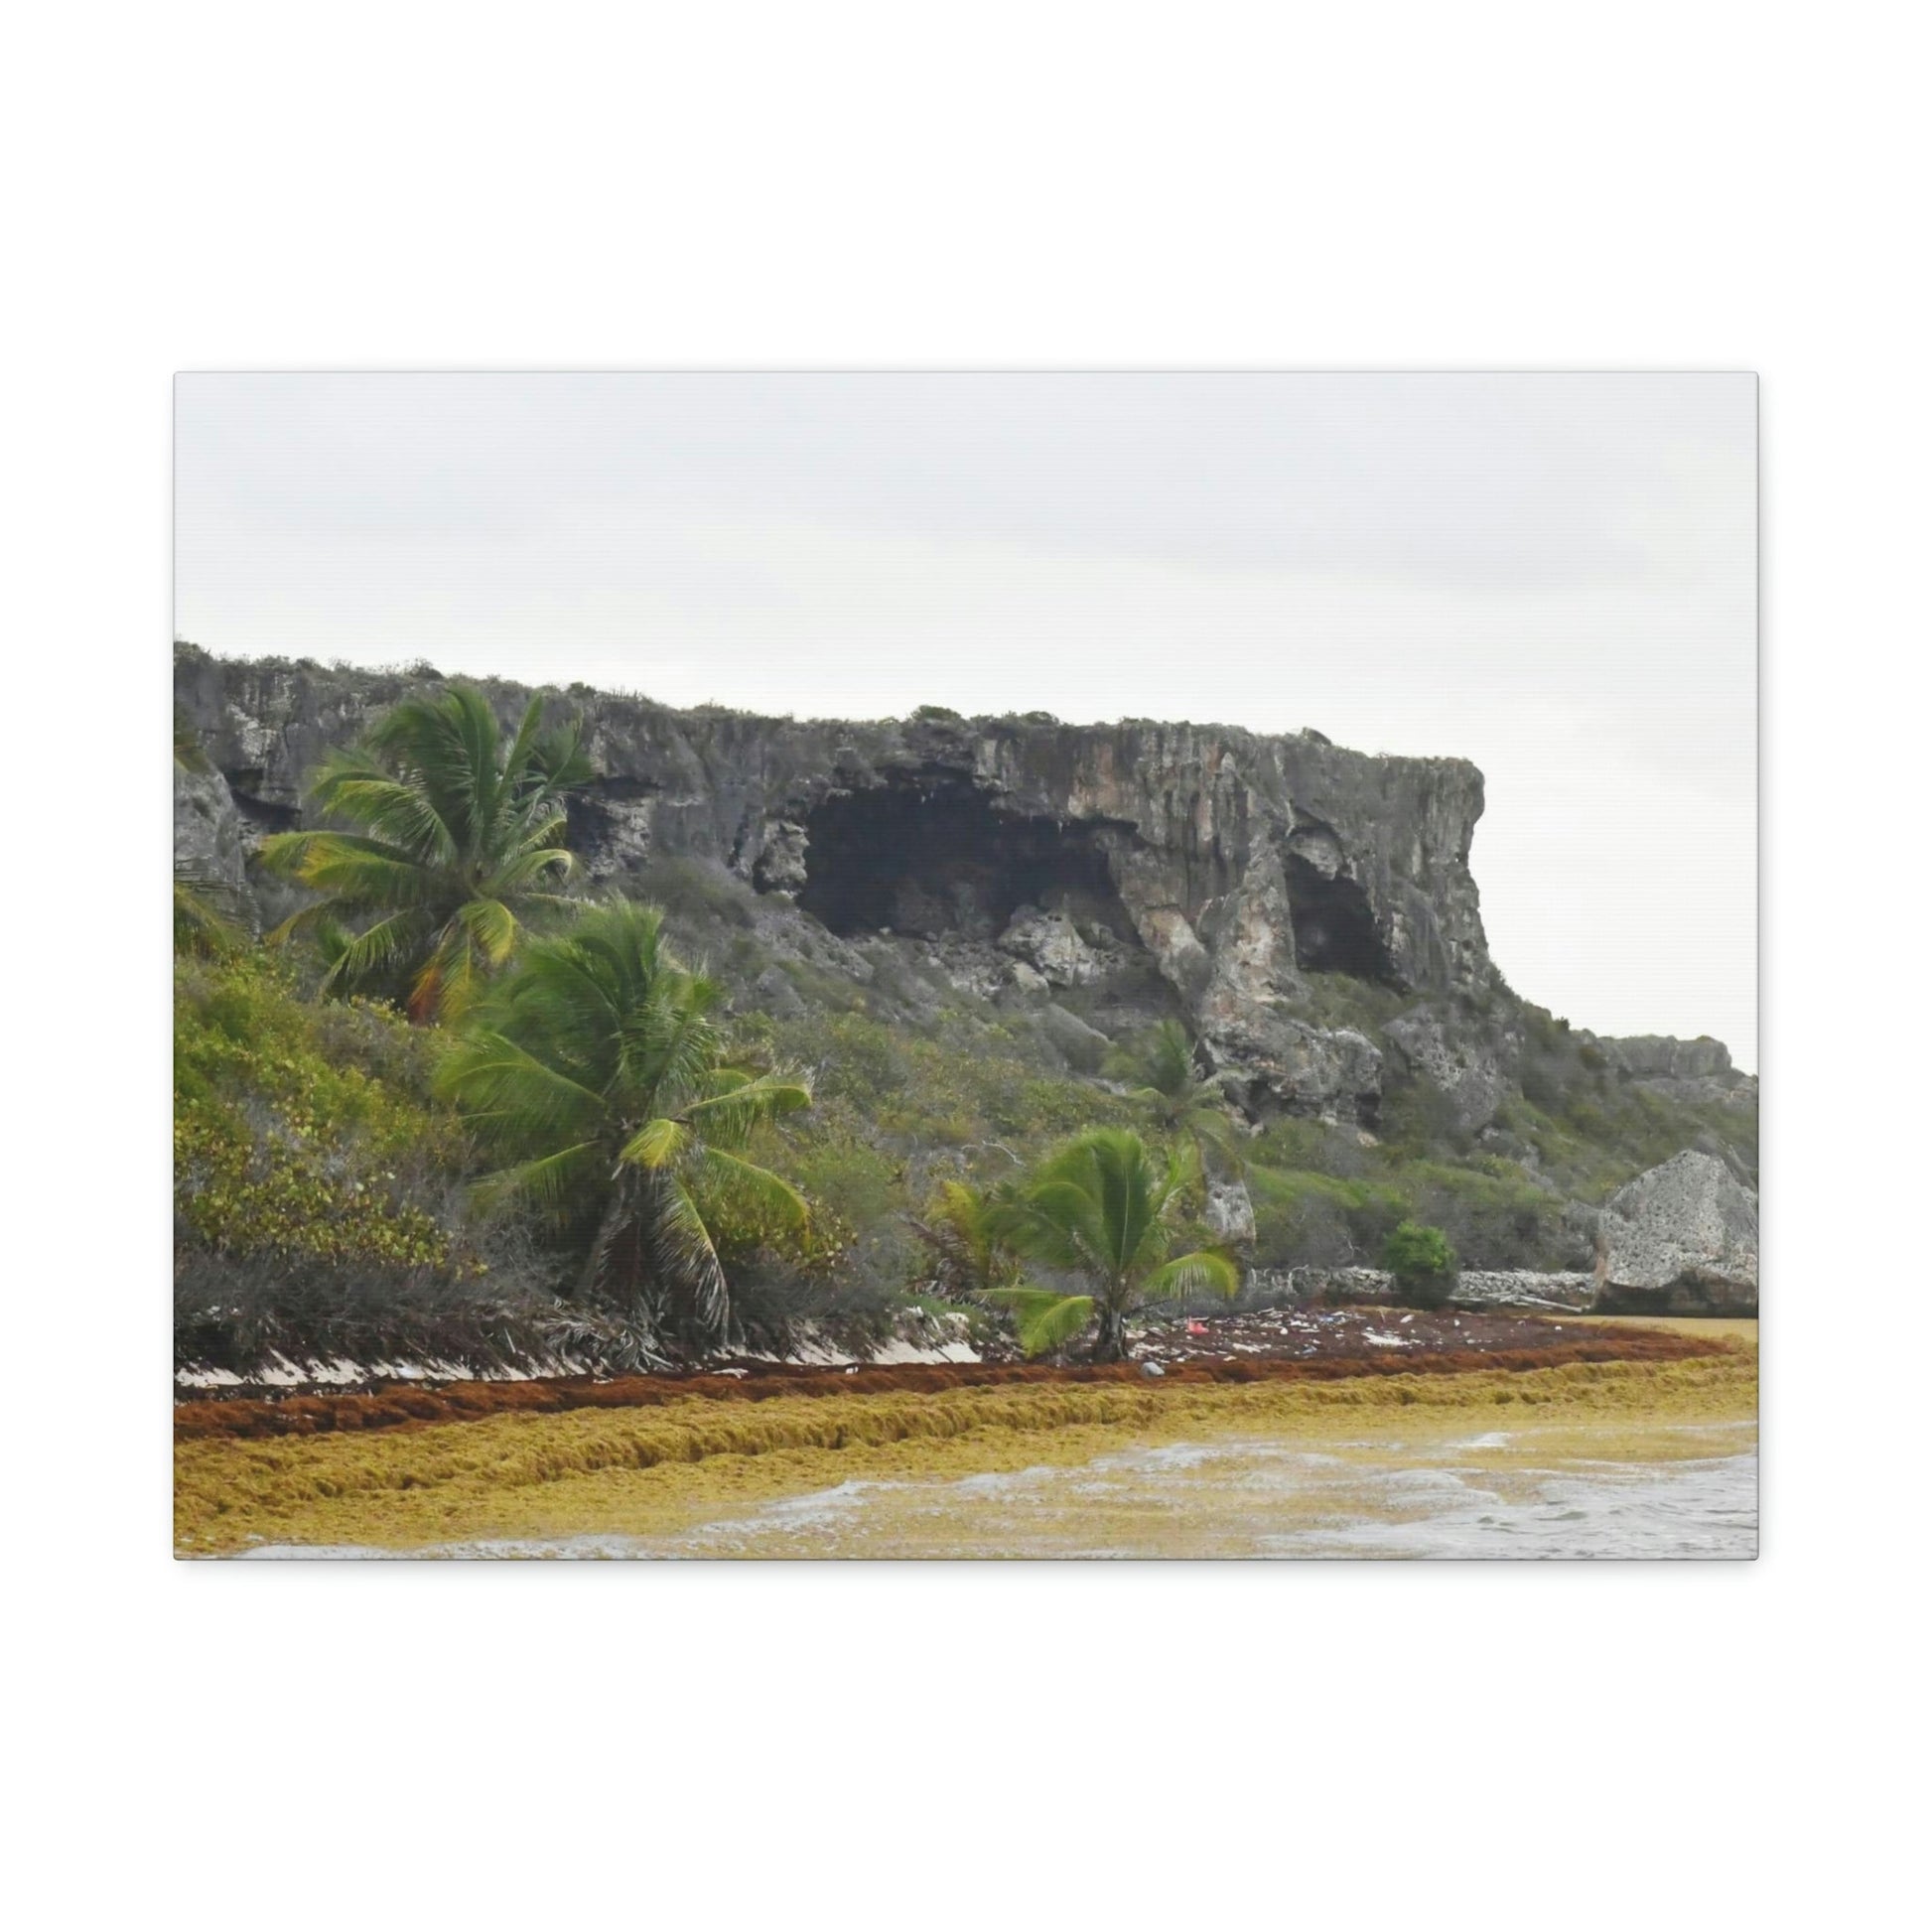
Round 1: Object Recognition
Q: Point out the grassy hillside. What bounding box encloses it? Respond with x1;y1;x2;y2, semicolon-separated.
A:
619;861;1755;1286
175;931;1754;1374
175;846;1754;1373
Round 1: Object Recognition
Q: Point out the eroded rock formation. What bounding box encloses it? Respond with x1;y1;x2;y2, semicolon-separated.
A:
1596;1151;1759;1313
173;758;251;927
172;645;1756;1176
176;646;1498;1122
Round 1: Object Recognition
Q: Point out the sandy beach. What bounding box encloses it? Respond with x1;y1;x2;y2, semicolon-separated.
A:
175;1314;1756;1558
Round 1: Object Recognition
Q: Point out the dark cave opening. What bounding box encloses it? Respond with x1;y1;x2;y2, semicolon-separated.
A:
221;770;299;832
794;778;1131;942
1285;852;1397;983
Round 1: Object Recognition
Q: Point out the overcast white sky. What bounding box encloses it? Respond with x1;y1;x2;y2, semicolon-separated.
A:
175;372;1756;1067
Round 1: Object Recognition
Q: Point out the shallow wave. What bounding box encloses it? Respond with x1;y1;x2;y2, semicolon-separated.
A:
240;1432;1756;1560
1260;1453;1758;1559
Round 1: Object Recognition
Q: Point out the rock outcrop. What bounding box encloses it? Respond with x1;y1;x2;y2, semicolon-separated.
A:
173;758;251;927
1259;1266;1599;1311
172;645;1754;1173
175;645;1496;1124
1596;1034;1758;1113
1596;1151;1759;1313
1383;1005;1517;1134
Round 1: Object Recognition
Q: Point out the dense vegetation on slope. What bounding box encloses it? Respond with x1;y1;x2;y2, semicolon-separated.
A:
173;686;1756;1376
627;855;1755;1269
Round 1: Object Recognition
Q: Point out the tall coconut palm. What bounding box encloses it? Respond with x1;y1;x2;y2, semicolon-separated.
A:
259;685;593;1022
989;1127;1240;1362
436;899;813;1356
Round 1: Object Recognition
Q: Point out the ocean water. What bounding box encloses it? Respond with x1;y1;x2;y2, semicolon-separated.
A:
244;1425;1757;1560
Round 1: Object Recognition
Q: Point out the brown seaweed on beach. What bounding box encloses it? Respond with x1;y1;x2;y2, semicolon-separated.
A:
175;1313;1731;1444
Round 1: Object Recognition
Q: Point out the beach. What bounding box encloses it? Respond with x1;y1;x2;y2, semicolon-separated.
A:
176;1315;1757;1558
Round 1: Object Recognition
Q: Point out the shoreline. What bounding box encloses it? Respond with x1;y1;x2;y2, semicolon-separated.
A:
176;1320;1756;1556
174;1307;1736;1443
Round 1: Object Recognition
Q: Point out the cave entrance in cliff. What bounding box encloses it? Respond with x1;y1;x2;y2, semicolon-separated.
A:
1285;853;1397;982
793;778;1131;943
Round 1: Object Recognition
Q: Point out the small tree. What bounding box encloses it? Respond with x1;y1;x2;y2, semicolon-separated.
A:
1105;1020;1254;1246
1383;1219;1457;1310
989;1127;1240;1361
907;1179;1023;1301
260;685;592;1022
436;899;813;1356
1105;1021;1240;1163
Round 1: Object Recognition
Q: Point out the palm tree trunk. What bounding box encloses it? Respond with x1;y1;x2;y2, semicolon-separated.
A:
1091;1302;1129;1363
581;1166;734;1359
579;1171;662;1328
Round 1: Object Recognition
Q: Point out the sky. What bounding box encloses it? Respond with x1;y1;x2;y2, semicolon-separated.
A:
175;372;1757;1068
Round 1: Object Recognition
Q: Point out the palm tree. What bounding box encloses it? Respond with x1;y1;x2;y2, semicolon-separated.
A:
989;1127;1240;1362
258;685;593;1022
908;1178;1024;1301
436;899;813;1356
1106;1019;1254;1245
1106;1020;1239;1155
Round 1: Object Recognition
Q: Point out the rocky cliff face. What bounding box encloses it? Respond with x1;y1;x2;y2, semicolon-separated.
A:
176;645;1504;1121
175;643;1757;1165
172;758;251;924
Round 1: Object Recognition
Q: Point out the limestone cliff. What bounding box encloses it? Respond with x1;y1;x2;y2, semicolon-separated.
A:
176;645;1499;1114
173;643;1752;1147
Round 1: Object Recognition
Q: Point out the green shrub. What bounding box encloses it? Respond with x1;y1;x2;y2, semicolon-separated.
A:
1248;1169;1408;1268
1250;1116;1367;1178
630;856;759;931
174;951;478;1275
1398;1162;1571;1269
1383;1219;1456;1309
1375;1075;1462;1158
1294;971;1414;1037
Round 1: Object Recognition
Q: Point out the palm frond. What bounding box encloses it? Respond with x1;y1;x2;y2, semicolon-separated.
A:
987;1287;1095;1358
621;1116;692;1171
527;720;595;795
677;1068;814;1146
641;1174;732;1346
908;1179;1023;1297
1143;1248;1243;1304
435;1030;608;1147
455;894;521;966
490;842;577;895
471;1141;605;1221
173;878;244;956
696;1148;810;1233
287;841;444;910
306;770;459;867
318;909;435;996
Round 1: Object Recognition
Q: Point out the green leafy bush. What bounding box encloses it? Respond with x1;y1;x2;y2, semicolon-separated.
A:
631;855;760;931
1398;1162;1572;1269
1383;1219;1456;1309
1247;1169;1408;1268
1295;970;1414;1036
174;951;477;1275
